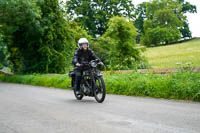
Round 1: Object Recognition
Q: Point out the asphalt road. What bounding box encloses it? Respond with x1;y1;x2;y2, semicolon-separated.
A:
0;82;200;133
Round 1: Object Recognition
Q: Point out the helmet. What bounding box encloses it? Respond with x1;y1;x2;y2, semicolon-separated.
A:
78;38;89;49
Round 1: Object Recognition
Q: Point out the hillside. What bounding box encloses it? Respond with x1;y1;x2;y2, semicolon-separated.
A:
144;38;200;69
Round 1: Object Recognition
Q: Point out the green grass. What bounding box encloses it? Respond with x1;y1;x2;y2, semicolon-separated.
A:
105;72;200;101
1;72;200;101
0;74;71;89
144;38;200;68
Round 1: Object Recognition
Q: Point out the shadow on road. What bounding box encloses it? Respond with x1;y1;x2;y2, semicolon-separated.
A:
65;98;98;104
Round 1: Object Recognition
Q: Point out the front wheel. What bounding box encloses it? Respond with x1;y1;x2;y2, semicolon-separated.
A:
72;79;84;100
94;76;106;103
74;89;84;100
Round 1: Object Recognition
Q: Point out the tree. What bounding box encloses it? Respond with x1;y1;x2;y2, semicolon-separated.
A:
37;0;76;73
66;0;135;37
0;0;42;73
0;25;7;69
179;0;197;13
134;2;147;43
0;0;79;73
90;36;115;68
141;0;183;46
178;0;197;39
69;21;92;45
135;0;197;43
101;16;142;69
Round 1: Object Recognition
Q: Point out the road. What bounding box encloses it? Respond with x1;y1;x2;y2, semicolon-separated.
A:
0;82;200;133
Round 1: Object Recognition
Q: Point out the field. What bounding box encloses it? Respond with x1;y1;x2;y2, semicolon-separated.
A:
144;38;200;69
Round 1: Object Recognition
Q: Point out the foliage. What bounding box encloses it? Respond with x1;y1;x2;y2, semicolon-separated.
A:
1;71;200;101
0;74;71;89
66;0;135;37
134;2;147;43
0;25;8;69
178;0;197;39
142;26;181;46
135;0;196;44
0;0;86;74
141;0;183;46
90;16;145;70
69;21;92;45
37;0;76;73
103;16;144;69
180;0;197;13
0;0;42;73
90;37;114;66
179;21;191;39
105;72;200;101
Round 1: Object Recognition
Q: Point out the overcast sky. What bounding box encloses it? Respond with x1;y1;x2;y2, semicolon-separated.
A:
133;0;200;37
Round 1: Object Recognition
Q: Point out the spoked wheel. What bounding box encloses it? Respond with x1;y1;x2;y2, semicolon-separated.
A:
94;76;106;103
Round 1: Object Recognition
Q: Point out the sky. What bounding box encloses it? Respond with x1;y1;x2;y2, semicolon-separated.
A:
133;0;200;37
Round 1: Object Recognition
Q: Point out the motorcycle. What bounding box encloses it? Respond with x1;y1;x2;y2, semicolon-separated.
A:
69;60;106;103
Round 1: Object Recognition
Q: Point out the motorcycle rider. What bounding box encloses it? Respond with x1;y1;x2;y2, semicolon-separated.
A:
72;38;103;95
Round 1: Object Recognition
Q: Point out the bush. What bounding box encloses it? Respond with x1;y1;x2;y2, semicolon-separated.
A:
104;72;200;101
91;16;145;70
0;74;71;89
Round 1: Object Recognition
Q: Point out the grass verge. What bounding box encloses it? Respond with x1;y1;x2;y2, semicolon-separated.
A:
0;72;200;101
0;74;71;89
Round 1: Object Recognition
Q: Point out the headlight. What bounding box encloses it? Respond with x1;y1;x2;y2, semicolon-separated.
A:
91;61;97;67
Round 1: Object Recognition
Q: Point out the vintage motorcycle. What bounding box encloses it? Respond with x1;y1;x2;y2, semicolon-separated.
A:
69;60;106;103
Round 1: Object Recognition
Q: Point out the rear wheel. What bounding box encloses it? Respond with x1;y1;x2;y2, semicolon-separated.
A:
94;76;106;103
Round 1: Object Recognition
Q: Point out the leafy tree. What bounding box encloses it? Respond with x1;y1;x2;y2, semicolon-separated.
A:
135;0;197;43
0;0;42;73
66;0;135;37
69;21;92;46
178;0;197;39
134;2;147;43
141;0;183;46
38;0;76;73
179;0;197;13
101;16;142;69
0;25;7;69
141;26;181;46
90;36;115;68
0;0;79;73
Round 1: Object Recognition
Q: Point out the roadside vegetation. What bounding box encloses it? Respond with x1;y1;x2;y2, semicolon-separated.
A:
1;71;200;102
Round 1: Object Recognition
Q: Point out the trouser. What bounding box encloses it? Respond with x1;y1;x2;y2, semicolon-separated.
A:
74;68;82;91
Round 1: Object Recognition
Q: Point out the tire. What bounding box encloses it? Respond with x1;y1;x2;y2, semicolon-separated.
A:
74;89;84;100
94;76;106;103
72;79;83;100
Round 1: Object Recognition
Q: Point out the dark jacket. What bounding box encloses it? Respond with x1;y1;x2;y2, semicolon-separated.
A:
72;48;100;66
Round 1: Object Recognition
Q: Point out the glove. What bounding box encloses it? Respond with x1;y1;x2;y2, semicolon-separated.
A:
76;63;81;67
99;62;104;66
95;59;100;62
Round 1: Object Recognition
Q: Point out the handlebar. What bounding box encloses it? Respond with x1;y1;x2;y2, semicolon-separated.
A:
76;60;104;67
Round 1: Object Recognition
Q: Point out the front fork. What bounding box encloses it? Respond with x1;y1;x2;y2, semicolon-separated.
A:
91;71;102;95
